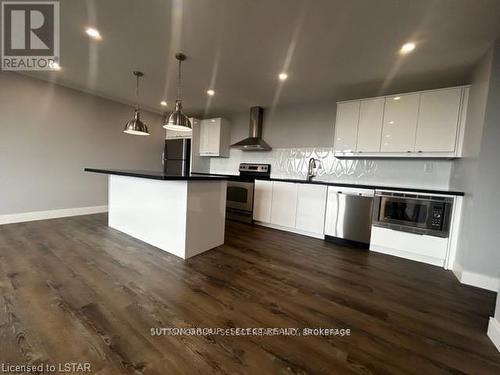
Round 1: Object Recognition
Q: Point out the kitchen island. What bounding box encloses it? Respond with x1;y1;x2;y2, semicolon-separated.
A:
85;168;227;259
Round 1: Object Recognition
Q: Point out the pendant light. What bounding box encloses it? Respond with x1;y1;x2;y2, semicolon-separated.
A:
123;71;150;136
163;53;192;132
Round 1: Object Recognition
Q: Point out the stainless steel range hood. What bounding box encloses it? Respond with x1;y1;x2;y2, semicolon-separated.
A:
231;106;272;151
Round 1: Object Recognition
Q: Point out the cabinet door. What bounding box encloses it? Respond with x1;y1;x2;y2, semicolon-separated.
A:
207;120;221;154
356;98;385;152
381;94;420;152
324;187;339;236
270;182;298;228
199;120;210;155
166;129;191;139
415;88;462;153
253;180;273;222
190;118;210;173
295;184;327;235
200;119;222;155
334;101;360;152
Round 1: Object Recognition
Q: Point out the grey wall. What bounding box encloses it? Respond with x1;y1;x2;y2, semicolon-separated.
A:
226;100;336;148
450;42;500;279
0;73;164;215
449;49;493;268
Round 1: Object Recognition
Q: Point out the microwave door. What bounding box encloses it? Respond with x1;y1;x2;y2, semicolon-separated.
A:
380;197;430;228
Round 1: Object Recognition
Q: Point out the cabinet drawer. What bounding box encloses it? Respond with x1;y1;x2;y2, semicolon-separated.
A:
370;226;448;266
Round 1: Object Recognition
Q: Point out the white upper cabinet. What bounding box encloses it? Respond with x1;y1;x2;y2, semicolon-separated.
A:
356;98;385;152
333;86;469;158
166;128;192;139
334;101;360;152
253;180;273;223
295;184;327;235
381;93;420;153
199;118;230;157
415;87;462;153
189;118;210;173
270;182;298;228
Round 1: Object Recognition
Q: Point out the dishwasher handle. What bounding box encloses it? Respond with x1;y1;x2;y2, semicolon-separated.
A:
336;190;374;198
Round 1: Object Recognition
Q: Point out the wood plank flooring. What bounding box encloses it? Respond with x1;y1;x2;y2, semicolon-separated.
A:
0;214;499;374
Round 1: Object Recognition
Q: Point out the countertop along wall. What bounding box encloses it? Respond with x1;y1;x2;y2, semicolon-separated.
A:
210;101;454;190
0;73;164;218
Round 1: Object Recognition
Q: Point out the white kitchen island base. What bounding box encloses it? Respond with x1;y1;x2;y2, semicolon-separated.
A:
108;175;227;259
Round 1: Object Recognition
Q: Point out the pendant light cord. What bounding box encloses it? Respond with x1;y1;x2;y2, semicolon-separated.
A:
135;74;140;110
177;58;182;101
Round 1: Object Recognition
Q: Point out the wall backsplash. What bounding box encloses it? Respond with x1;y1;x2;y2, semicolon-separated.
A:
209;148;454;190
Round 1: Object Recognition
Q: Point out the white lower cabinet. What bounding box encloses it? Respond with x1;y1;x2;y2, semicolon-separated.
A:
270;181;298;228
253;180;327;238
295;184;327;235
253;180;273;222
370;226;448;267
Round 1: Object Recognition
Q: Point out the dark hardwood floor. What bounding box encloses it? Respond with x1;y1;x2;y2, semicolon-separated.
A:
0;214;499;374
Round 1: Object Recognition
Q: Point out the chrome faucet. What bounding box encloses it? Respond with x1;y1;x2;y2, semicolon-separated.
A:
307;158;319;181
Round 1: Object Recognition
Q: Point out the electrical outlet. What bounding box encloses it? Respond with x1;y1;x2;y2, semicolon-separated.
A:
424;162;433;173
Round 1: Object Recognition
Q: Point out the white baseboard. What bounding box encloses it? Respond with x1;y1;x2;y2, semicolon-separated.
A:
254;221;325;240
0;205;108;225
488;317;500;352
453;262;499;292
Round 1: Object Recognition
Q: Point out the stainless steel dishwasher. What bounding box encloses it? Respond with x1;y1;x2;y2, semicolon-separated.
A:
324;187;374;248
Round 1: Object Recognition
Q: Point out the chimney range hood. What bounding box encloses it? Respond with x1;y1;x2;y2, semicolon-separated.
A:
231;106;272;151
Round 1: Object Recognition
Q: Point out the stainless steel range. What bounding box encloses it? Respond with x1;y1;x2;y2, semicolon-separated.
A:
226;163;271;223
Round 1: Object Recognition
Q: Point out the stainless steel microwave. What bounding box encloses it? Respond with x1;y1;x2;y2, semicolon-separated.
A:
372;191;453;238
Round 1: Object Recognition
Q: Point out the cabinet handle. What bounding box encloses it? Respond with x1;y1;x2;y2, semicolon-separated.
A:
417;150;423;153
407;151;412;153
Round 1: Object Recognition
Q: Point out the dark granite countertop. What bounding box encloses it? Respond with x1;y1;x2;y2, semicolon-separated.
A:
194;173;465;196
84;168;228;181
86;169;465;196
259;177;465;196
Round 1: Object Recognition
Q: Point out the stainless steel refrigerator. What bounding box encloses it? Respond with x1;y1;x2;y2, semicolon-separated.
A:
163;139;191;175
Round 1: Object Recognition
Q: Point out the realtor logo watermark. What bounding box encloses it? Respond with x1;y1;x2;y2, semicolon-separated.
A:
1;1;59;70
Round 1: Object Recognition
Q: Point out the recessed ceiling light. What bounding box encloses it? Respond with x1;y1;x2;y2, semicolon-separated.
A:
393;96;401;101
160;100;167;106
85;27;102;40
207;89;215;96
279;73;288;81
400;42;415;54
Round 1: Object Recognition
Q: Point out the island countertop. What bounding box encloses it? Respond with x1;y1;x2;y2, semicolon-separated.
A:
84;168;228;181
85;167;228;259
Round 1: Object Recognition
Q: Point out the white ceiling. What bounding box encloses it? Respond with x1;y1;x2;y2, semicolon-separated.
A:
21;0;500;116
